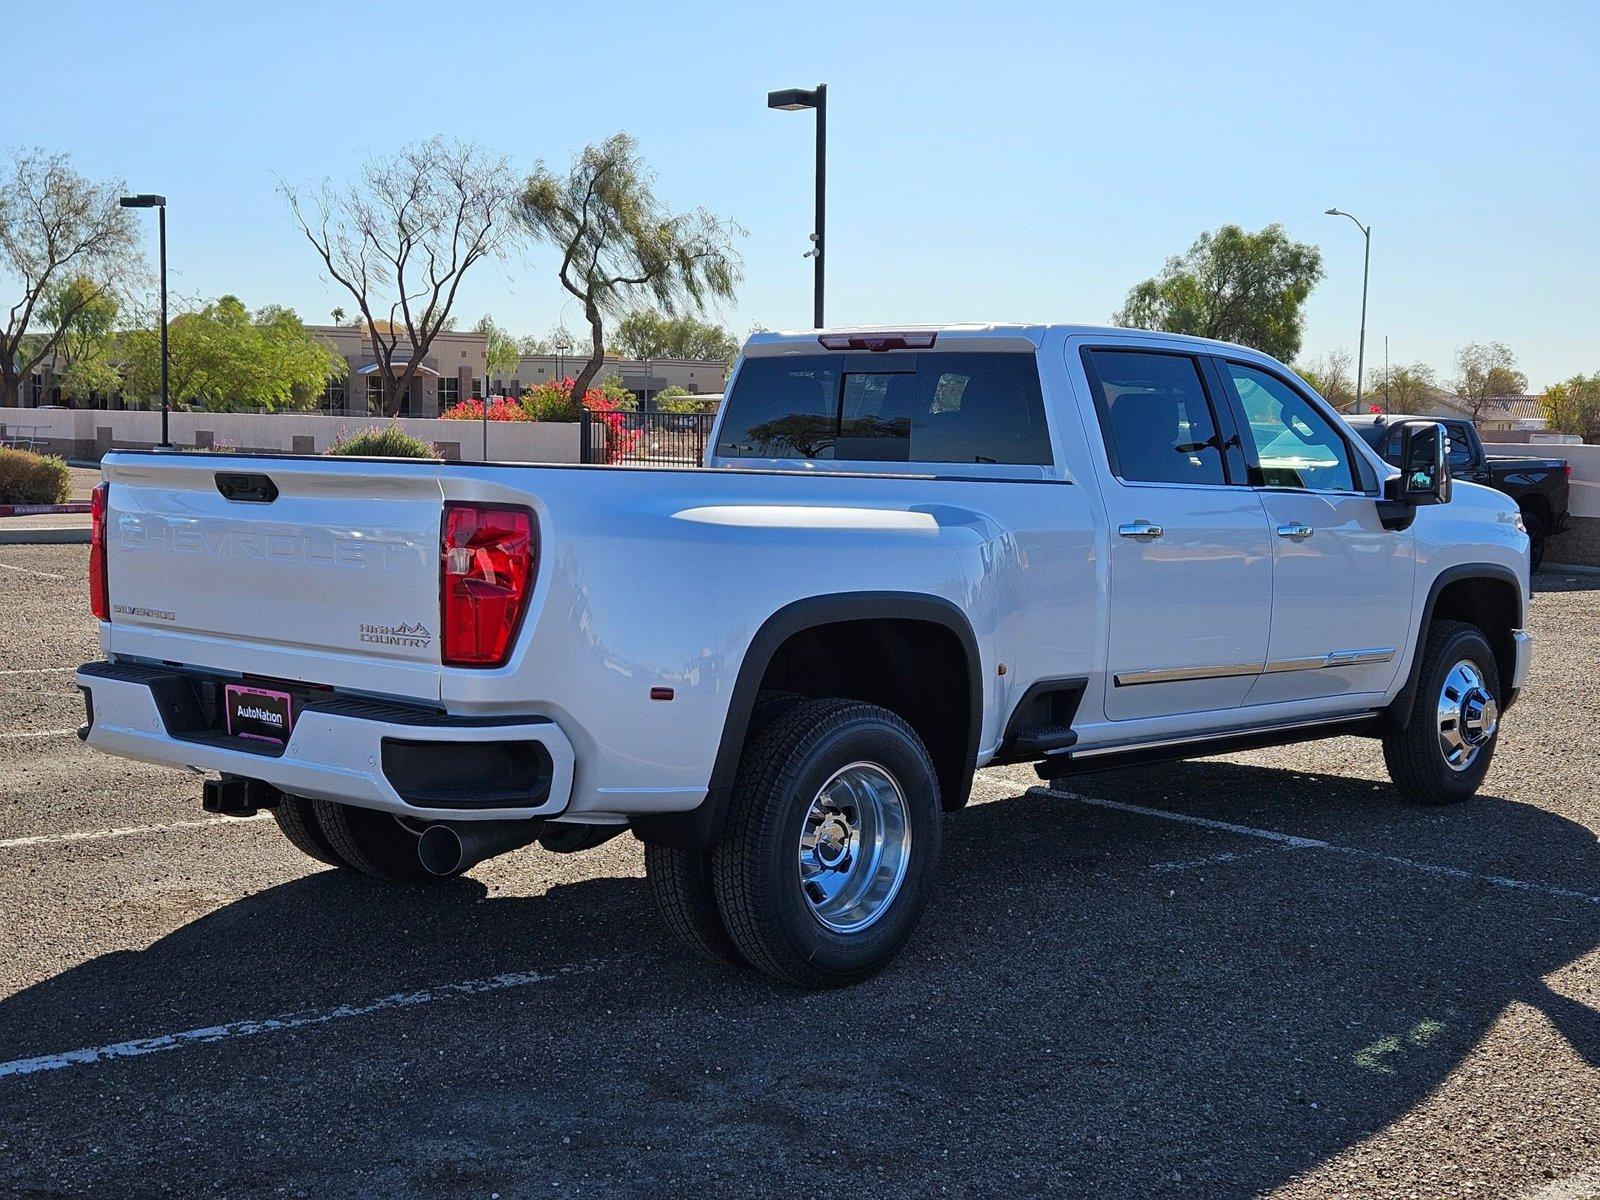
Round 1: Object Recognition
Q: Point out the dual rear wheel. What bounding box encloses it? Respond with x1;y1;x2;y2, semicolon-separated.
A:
645;697;942;988
271;797;439;882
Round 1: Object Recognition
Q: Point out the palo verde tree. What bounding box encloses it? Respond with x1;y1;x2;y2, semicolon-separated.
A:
1451;341;1528;422
474;314;522;384
1364;361;1444;414
0;149;138;406
1294;348;1356;411
518;133;741;399
40;275;121;402
283;138;515;415
1114;223;1323;362
613;308;740;360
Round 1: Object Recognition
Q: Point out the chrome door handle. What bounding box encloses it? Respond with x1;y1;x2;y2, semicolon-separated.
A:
1276;522;1313;539
1118;521;1164;540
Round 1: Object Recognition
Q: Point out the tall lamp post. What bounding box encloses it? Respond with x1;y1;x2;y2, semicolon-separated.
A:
119;194;169;448
767;83;827;328
553;329;573;386
1324;207;1370;412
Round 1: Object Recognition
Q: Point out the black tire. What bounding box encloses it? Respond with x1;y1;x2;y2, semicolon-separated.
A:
644;845;746;967
1523;509;1547;572
640;690;805;968
311;799;439;882
1382;620;1501;804
713;698;941;988
271;793;347;868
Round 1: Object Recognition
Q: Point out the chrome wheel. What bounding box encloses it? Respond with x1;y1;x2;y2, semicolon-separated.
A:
797;761;911;934
1437;659;1498;772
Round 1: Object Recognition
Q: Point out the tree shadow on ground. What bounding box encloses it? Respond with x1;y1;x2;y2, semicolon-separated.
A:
1;761;1598;1197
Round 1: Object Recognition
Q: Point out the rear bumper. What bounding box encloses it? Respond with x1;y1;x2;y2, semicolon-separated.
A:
74;661;575;822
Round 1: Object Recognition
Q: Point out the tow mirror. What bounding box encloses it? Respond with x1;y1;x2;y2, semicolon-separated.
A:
1378;420;1451;528
1397;420;1451;504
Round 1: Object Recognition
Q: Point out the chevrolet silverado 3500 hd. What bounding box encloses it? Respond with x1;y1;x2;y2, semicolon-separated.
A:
76;325;1533;986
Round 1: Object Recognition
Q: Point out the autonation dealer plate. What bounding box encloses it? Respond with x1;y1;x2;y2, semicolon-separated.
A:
224;683;295;746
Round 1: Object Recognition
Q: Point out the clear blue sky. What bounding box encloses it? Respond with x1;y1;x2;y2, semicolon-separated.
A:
9;0;1597;386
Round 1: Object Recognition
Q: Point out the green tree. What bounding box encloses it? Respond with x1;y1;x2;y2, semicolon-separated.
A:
122;295;343;411
474;314;521;381
1113;223;1323;362
1539;374;1600;442
518;133;742;399
1451;342;1528;422
284;138;515;416
39;276;121;402
0;149;139;407
652;384;703;413
613;308;740;360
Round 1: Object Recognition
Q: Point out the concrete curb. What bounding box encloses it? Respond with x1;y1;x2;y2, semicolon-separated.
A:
0;526;90;545
0;503;91;517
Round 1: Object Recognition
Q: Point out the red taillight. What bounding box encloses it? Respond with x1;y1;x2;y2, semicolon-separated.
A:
440;503;536;667
817;331;937;352
89;482;109;621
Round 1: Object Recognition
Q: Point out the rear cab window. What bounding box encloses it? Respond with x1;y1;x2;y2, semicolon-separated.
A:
715;349;1053;467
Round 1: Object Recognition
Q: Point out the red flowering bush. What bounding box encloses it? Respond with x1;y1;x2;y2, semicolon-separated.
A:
442;378;642;462
440;396;525;421
521;376;641;463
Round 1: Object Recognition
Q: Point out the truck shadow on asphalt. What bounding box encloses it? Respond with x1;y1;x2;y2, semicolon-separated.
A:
3;761;1599;1196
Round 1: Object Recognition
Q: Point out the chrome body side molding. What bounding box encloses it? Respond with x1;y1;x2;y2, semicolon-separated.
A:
1114;648;1395;687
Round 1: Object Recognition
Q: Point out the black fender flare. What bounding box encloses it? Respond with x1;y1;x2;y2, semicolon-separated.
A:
631;591;983;849
1384;562;1525;730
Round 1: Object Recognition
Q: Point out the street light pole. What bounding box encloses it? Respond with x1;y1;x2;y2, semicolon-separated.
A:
768;83;828;328
120;194;169;446
1325;208;1370;412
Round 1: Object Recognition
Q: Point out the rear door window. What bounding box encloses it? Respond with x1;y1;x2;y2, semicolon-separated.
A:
1081;349;1230;486
716;351;1052;465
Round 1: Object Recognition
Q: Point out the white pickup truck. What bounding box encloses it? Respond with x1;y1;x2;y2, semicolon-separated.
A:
77;324;1532;986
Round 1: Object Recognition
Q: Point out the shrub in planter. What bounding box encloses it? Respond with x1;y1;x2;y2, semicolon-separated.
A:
439;396;526;421
324;425;437;458
0;448;73;505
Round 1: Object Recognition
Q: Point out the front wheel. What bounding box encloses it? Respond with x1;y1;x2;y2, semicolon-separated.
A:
713;698;941;988
1382;620;1501;804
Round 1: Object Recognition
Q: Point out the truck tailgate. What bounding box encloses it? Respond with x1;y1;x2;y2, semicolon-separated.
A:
101;453;447;702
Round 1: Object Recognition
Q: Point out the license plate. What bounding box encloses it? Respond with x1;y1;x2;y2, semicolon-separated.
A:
224;684;295;745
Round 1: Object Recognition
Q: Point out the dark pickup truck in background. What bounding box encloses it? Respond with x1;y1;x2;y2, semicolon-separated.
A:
1347;414;1571;568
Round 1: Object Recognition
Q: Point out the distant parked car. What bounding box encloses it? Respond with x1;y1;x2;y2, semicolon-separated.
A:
1347;414;1570;568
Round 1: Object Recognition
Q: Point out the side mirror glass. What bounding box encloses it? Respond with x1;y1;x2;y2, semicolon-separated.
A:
1392;420;1451;505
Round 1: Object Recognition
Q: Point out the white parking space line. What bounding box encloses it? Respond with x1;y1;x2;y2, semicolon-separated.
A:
1042;788;1600;906
0;666;77;676
0;561;67;580
0;814;269;851
0;960;604;1081
0;728;79;741
1045;791;1329;849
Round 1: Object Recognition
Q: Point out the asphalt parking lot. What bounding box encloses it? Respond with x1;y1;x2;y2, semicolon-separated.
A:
1;544;1596;1198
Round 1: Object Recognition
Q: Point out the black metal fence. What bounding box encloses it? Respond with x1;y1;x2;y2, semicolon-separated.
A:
581;410;716;467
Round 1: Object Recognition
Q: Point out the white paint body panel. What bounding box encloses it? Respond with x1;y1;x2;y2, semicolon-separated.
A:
85;324;1531;822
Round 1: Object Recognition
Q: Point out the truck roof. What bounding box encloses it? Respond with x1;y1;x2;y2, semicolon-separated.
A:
741;323;1262;357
